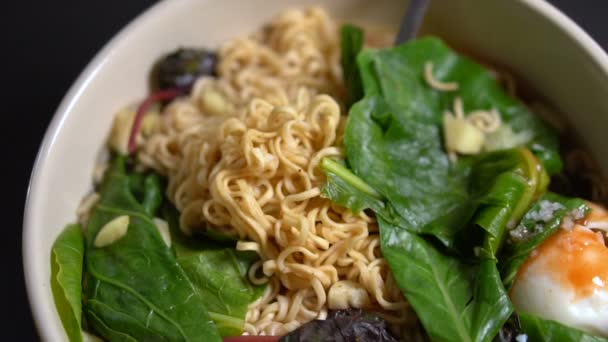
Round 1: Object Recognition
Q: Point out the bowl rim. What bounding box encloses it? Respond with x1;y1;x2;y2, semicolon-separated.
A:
22;0;608;340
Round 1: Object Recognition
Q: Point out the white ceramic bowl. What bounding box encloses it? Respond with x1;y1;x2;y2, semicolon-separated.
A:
24;0;608;340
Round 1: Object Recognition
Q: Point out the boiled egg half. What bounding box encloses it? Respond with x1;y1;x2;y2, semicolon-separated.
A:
510;203;608;337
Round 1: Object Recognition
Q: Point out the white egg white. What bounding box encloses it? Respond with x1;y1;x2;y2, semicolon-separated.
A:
511;259;608;336
510;222;608;338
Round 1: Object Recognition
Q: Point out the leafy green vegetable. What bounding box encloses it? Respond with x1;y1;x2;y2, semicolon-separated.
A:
499;193;588;288
322;154;522;342
470;148;548;258
163;205;265;336
341;24;365;108
352;37;561;173
51;224;85;342
321;34;567;342
179;249;260;336
321;157;417;233
345;95;474;246
83;156;222;342
142;174;163;216
380;218;512;342
125;172;164;217
324;148;545;253
519;313;608;342
321;147;546;257
343;38;560;245
320;158;384;212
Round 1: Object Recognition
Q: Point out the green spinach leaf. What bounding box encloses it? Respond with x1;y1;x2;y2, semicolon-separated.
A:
323;35;565;342
125;172;164;217
344;38;560;246
321;158;386;213
177;249;261;336
321;156;520;342
162;205;265;336
470;148;548;258
499;193;588;288
51;224;85;342
341;24;364;108
83;156;222;342
519;313;608;342
346;94;475;246
353;37;561;173
380;218;512;342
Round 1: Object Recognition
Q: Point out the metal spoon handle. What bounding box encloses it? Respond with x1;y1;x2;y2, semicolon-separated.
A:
394;0;431;45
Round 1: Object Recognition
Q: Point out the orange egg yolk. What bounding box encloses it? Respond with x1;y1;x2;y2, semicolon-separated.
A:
516;224;608;299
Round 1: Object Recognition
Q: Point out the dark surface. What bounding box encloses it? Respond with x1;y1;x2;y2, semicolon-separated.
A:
2;0;607;340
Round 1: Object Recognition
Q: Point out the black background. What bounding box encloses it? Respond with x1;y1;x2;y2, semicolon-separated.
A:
3;1;607;340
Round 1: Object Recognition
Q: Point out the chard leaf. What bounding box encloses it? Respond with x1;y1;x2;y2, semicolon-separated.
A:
51;224;85;342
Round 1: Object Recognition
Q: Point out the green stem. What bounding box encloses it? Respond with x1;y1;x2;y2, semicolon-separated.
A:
207;311;245;332
320;158;382;199
510;148;541;225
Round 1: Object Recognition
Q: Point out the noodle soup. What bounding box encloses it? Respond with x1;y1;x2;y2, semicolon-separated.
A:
36;4;608;342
